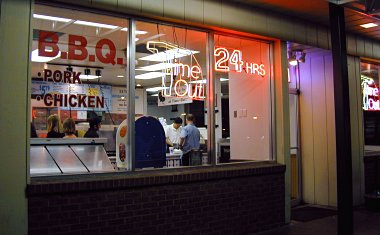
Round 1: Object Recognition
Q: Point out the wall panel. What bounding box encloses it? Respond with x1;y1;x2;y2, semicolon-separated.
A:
184;0;204;23
141;0;164;16
203;0;222;27
299;56;315;204
348;56;365;205
299;51;336;206
311;55;329;205
324;54;337;206
118;0;142;12
164;0;185;20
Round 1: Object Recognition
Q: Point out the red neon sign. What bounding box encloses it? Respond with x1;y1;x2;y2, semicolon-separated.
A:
214;47;266;76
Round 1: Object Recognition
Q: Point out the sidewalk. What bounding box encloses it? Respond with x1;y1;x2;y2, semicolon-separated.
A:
254;207;380;235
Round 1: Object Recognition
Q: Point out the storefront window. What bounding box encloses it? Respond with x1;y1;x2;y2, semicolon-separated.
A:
29;4;274;176
30;5;129;175
361;61;380;146
133;21;209;169
214;35;272;163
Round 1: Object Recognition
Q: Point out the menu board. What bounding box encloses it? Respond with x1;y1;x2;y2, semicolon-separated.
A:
32;81;112;112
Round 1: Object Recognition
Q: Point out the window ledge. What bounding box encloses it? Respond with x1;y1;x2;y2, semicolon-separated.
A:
27;161;285;196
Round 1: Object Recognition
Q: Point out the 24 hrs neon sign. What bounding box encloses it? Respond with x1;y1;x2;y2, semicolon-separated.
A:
214;47;266;76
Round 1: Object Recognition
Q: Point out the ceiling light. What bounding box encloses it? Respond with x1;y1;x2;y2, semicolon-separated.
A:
135;72;166;80
360;23;378;29
121;28;148;34
33;14;72;22
151;94;158;96
136;84;142;87
31;49;61;62
117;75;124;78
79;75;100;80
136;63;179;71
139;48;199;62
146;87;168;92
220;78;229;81
74;20;118;29
288;51;298;66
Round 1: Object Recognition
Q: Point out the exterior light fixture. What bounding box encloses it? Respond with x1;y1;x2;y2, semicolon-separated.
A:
360;23;378;29
288;50;306;66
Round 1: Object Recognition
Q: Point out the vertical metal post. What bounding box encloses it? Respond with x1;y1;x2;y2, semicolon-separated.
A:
127;19;136;171
329;3;353;235
207;32;216;165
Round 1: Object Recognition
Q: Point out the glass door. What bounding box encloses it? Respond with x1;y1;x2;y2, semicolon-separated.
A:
288;65;302;205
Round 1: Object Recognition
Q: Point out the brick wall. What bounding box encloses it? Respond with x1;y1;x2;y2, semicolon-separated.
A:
28;163;285;235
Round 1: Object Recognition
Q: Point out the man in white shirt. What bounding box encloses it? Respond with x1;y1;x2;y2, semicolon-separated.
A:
165;117;183;151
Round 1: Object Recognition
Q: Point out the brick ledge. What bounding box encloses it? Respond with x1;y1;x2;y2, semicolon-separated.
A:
27;161;285;196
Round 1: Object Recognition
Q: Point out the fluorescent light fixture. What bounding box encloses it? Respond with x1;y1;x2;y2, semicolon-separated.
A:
31;49;61;62
74;20;118;29
136;84;142;87
135;72;165;80
117;75;124;78
121;28;148;35
189;79;206;84
33;14;72;23
146;87;168;92
136;63;179;71
360;23;378;29
220;78;229;81
79;75;100;80
151;94;158;96
139;48;199;62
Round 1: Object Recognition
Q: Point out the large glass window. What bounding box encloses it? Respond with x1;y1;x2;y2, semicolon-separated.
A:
29;4;274;176
214;35;272;163
134;21;209;169
30;5;129;175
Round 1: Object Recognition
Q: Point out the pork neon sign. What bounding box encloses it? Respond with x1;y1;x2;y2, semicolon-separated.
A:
362;75;380;111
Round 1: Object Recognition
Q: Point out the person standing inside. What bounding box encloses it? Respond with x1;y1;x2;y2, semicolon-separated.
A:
180;114;200;166
62;118;77;138
84;117;102;138
165;117;183;151
46;114;64;138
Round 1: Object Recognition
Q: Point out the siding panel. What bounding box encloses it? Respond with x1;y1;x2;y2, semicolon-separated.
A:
184;0;204;24
164;0;185;20
142;0;164;16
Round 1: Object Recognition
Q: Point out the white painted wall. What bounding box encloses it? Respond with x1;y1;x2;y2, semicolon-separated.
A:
298;50;337;206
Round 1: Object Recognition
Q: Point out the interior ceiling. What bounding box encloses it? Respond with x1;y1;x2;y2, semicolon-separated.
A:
230;0;380;42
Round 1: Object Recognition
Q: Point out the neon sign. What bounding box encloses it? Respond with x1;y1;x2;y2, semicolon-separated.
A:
362;75;380;111
145;41;205;100
214;47;266;76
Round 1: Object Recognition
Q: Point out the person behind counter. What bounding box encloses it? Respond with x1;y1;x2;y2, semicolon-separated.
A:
180;114;200;166
62;118;77;138
46;114;65;138
165;117;183;151
84;117;102;138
